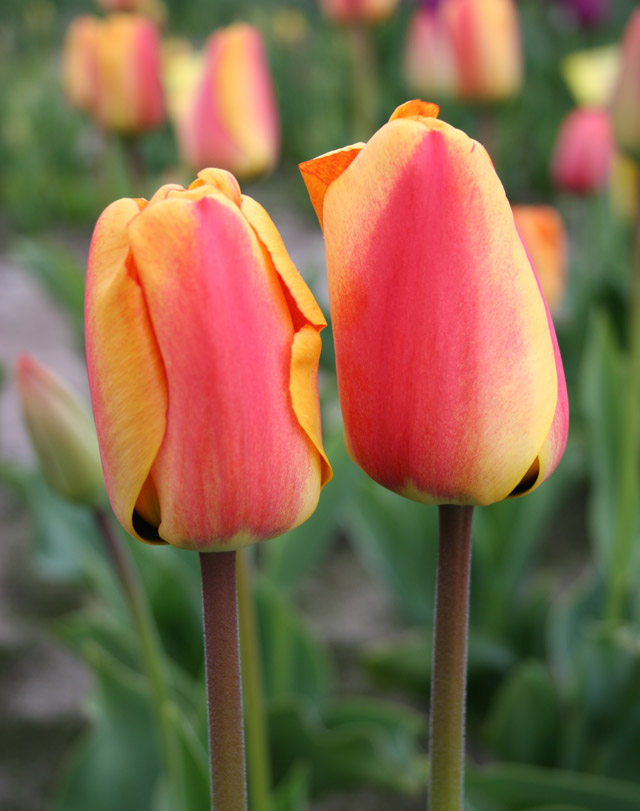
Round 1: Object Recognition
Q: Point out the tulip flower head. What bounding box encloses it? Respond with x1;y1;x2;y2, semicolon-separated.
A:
442;0;523;102
611;9;640;161
404;5;458;98
551;106;613;194
63;14;165;133
86;169;331;551
319;0;401;24
16;354;106;507
168;24;280;179
512;205;568;315
300;100;568;505
559;0;609;27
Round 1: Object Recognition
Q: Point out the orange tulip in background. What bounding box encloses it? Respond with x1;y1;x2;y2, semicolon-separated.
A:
63;14;165;134
300;100;568;506
16;354;106;507
512;205;568;315
443;0;522;102
611;9;640;161
551;107;613;194
319;0;400;24
85;168;331;551
167;24;279;178
404;4;458;98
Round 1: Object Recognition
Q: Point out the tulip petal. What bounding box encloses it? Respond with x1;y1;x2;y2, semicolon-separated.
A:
323;116;561;505
389;99;440;121
299;143;365;229
128;194;322;549
85;197;168;542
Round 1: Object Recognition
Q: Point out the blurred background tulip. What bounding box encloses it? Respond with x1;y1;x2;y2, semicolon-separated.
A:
561;45;620;108
558;0;610;28
442;0;523;103
551;106;613;194
318;0;401;25
95;0;167;25
403;3;458;98
16;354;105;507
167;24;279;179
301;100;568;506
85;168;330;550
61;15;100;114
611;9;640;161
512;205;568;314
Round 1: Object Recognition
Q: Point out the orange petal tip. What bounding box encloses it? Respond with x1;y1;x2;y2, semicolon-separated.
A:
389;99;440;122
298;143;364;229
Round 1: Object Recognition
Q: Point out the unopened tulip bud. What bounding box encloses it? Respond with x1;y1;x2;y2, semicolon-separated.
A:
319;0;400;24
16;355;106;507
300;100;568;505
551;107;613;194
404;5;457;98
611;10;640;161
168;25;279;179
443;0;522;102
512;205;568;315
86;169;331;550
62;16;100;113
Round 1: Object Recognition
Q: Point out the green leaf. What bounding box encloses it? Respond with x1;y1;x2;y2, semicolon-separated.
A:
467;763;640;811
272;763;311;811
53;643;161;811
268;696;425;798
483;660;560;766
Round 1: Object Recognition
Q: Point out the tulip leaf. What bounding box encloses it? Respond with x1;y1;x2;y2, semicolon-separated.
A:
346;478;439;624
483;660;560;767
53;642;161;811
272;763;311;811
268;695;425;798
466;762;640;811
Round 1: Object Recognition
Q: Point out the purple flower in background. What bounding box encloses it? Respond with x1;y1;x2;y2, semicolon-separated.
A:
419;0;443;9
560;0;609;27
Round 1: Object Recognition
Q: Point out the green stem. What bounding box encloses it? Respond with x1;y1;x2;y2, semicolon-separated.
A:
428;504;474;811
237;549;272;811
346;23;378;141
95;510;184;806
606;169;640;620
200;550;247;811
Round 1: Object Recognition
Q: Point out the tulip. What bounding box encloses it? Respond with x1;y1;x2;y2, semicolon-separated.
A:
559;0;609;27
403;5;458;98
85;168;331;551
62;15;100;114
561;45;620;108
168;25;279;179
512;205;568;314
92;14;165;133
611;9;640;161
300;99;568;506
551;106;613;194
318;0;400;24
16;354;106;507
442;0;522;102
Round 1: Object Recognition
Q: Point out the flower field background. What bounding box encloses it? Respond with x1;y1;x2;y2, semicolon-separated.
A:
1;1;640;809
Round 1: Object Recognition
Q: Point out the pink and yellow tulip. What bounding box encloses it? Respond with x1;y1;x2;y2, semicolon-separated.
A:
611;9;640;161
403;4;458;98
63;14;165;133
551;107;613;194
442;0;522;102
318;0;400;24
85;168;331;551
168;24;279;179
300;100;568;505
512;205;568;315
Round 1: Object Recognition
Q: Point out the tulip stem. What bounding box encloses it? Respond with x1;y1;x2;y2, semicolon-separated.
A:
237;549;272;811
607;171;640;621
200;550;247;811
428;504;474;811
94;509;186;807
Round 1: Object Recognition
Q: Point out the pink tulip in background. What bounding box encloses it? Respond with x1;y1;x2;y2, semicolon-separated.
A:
319;0;401;24
169;24;280;179
300;100;568;506
551;107;613;193
404;4;457;97
85;168;331;550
